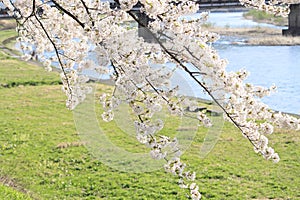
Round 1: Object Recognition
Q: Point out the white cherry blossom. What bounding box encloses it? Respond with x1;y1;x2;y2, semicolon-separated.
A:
3;0;300;199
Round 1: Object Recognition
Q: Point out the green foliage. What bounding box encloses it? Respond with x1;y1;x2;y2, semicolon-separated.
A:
201;22;215;28
248;10;274;20
243;10;288;26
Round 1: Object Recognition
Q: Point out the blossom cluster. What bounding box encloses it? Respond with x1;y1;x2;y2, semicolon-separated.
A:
3;0;300;199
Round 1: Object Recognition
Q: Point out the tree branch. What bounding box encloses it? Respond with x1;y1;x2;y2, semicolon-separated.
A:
122;4;261;153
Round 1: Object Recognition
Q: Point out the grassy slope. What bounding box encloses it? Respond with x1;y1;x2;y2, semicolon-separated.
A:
0;23;61;88
0;55;61;88
0;22;299;200
0;184;31;200
0;29;16;43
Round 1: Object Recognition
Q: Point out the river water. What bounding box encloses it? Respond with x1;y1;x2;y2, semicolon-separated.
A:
214;12;299;114
173;12;300;114
33;12;299;114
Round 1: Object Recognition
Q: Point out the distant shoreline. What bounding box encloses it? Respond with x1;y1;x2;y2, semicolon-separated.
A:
205;26;300;46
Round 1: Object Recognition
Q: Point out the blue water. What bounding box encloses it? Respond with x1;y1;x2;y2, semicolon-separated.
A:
173;12;300;114
18;12;299;114
218;45;300;114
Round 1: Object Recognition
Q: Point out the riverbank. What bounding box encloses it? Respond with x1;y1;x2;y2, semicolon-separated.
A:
243;9;288;27
201;10;300;46
206;26;300;45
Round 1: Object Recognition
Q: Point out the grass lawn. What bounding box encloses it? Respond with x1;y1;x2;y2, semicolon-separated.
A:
0;20;299;200
0;183;32;200
0;54;61;88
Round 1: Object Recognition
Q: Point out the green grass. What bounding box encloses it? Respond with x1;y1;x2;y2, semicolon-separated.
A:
0;21;61;88
0;183;32;200
243;10;288;26
0;51;61;87
0;29;16;44
0;26;299;199
0;20;19;54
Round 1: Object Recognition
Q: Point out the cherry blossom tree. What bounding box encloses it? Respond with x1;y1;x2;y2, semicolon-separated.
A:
2;0;300;199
